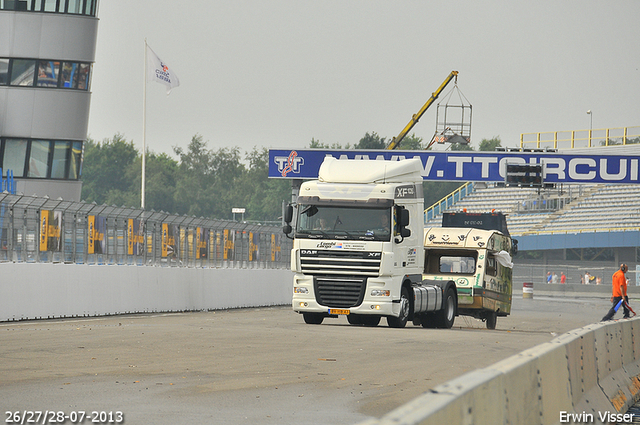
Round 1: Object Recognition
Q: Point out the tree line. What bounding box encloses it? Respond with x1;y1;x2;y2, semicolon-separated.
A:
81;132;502;222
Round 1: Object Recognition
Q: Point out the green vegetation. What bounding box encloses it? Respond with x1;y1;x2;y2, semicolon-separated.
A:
81;133;501;221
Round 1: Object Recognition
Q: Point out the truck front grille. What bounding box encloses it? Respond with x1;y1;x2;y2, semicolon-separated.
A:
299;250;381;308
300;250;381;277
315;277;367;308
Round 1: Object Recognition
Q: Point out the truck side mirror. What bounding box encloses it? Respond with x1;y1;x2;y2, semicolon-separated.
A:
283;204;294;236
284;205;293;223
395;207;411;242
398;208;410;227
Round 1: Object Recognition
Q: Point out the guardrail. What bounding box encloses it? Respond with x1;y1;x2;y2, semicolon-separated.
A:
0;193;291;269
358;318;640;425
520;126;640;150
424;182;474;222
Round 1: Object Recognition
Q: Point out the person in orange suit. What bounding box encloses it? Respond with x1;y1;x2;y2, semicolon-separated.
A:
602;264;630;321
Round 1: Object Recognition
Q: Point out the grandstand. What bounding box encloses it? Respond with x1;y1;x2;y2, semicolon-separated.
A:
424;182;638;236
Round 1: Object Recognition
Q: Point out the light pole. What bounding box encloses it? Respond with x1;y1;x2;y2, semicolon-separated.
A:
586;110;592;146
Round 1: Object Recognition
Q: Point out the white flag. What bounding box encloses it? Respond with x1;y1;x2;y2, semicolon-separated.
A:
146;44;180;94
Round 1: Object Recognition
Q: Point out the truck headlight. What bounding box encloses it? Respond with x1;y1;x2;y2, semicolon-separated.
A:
371;290;390;297
294;287;309;294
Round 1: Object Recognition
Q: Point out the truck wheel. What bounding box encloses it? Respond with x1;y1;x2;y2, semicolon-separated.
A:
485;311;497;330
420;313;437;328
347;314;363;325
387;287;410;328
362;316;380;327
303;313;324;325
435;287;456;329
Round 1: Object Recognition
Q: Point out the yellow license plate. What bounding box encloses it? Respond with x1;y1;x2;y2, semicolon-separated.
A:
329;309;350;315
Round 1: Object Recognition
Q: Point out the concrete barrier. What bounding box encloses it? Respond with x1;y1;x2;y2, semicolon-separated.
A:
0;263;294;321
358;318;640;425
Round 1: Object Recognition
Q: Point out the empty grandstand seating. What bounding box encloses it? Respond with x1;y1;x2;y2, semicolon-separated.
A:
426;182;640;236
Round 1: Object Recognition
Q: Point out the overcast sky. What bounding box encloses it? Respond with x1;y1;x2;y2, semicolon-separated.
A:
87;1;640;157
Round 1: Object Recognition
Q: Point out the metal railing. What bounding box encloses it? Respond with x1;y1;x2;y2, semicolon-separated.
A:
0;193;292;269
520;126;640;150
424;182;475;222
0;169;16;194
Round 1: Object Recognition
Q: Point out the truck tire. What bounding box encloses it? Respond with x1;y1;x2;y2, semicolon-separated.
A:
420;313;437;328
362;316;381;327
485;311;497;330
434;287;456;329
387;286;410;328
347;314;363;325
303;313;324;325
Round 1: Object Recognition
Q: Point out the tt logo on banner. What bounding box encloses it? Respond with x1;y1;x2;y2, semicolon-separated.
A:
274;151;305;177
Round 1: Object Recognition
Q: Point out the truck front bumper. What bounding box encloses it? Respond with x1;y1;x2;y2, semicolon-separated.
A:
292;274;399;317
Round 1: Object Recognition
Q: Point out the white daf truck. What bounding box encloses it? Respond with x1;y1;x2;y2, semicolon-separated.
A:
283;157;458;328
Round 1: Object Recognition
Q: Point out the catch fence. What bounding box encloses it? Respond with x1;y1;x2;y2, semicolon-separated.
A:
0;193;292;269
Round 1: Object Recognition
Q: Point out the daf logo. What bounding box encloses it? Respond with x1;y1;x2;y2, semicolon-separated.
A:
300;249;317;255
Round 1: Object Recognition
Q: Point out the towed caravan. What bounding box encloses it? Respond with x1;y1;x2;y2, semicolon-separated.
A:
423;212;515;329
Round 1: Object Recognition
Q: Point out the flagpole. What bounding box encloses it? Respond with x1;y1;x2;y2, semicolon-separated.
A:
141;38;147;210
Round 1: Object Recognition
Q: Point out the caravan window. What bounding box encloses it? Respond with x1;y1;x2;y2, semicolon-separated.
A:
424;249;477;275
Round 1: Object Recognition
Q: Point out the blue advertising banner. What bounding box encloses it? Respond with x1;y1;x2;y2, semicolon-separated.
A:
269;149;640;184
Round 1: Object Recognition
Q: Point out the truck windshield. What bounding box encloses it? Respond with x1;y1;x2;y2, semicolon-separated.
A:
296;205;391;241
425;250;477;275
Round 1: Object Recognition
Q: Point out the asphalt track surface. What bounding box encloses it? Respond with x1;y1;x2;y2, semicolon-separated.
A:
0;295;616;425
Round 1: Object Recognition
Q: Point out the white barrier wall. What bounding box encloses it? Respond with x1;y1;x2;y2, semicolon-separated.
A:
358;318;640;425
0;263;294;321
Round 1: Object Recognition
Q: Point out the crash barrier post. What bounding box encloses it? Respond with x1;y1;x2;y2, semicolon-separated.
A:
356;318;640;425
523;282;533;299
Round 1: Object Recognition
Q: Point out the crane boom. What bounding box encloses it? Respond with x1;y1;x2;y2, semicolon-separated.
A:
386;70;459;150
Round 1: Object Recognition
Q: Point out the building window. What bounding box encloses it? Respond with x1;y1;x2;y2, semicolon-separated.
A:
0;58;8;84
37;60;61;87
69;141;82;179
51;141;70;179
1;138;83;180
2;139;28;177
0;0;98;16
27;140;51;177
42;0;57;12
10;59;36;86
2;58;91;90
66;0;81;13
77;63;90;90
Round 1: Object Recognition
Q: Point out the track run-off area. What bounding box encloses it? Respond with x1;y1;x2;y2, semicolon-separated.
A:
0;295;615;425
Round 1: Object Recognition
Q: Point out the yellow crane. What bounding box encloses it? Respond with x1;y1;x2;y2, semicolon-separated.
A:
386;70;459;150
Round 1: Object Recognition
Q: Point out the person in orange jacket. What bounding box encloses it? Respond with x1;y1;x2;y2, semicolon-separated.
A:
602;264;630;321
